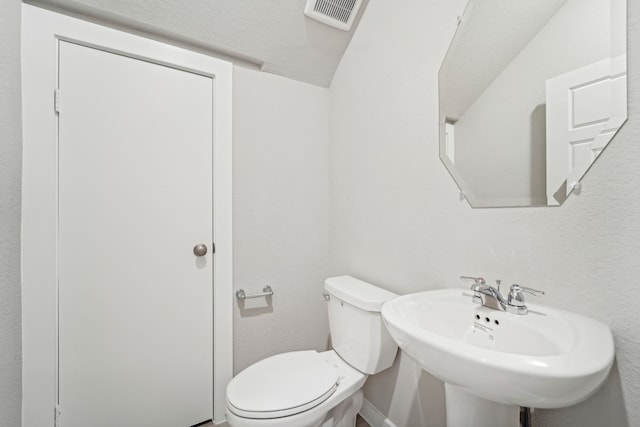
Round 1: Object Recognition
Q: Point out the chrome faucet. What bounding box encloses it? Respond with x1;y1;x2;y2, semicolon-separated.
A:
460;276;544;315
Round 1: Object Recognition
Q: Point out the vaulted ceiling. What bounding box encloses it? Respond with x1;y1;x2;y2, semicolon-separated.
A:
28;0;368;87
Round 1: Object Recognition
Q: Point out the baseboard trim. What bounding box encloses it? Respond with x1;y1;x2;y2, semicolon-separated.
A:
360;398;397;427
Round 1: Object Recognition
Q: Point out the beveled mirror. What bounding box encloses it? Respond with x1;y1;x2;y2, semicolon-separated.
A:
439;0;627;207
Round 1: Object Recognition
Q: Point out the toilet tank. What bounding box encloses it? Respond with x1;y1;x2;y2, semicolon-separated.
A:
325;276;399;375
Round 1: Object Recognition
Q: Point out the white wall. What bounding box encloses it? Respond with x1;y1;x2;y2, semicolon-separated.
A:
232;66;331;373
0;0;23;425
329;1;639;427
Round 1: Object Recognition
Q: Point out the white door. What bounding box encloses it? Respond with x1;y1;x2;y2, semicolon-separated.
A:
57;40;213;427
545;55;627;203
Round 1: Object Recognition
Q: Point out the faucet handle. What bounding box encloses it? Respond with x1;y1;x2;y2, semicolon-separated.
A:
511;284;545;296
460;275;486;285
508;284;545;311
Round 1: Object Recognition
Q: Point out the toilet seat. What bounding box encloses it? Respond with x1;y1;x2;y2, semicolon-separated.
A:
226;350;339;419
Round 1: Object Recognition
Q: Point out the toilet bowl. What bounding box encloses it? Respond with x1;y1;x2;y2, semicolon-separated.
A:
226;350;366;427
225;276;398;427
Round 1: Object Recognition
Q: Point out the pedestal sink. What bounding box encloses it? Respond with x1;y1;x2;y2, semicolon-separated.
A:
381;289;614;427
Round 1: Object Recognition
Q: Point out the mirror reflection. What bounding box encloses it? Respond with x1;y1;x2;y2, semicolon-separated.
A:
439;0;627;207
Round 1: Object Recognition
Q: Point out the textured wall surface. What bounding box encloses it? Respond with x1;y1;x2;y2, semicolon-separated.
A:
329;0;640;426
232;66;331;373
0;0;23;425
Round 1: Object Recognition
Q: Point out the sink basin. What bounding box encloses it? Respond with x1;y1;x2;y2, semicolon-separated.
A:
381;289;614;410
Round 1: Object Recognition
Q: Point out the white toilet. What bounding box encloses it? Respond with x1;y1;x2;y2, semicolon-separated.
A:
225;275;399;427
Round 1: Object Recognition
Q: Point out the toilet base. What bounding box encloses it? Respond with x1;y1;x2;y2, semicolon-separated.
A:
319;389;364;427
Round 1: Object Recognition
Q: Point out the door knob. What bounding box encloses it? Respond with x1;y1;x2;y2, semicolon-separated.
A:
193;243;208;257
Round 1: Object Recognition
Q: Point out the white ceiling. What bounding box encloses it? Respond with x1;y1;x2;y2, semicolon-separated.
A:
28;0;368;87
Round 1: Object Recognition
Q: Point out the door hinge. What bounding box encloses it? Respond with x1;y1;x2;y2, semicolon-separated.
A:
54;89;61;113
54;404;61;427
212;242;215;254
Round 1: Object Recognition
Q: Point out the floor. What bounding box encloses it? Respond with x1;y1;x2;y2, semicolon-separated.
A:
207;415;370;427
356;414;371;426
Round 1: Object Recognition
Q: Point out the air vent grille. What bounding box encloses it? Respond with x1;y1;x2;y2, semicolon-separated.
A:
304;0;363;31
314;0;356;24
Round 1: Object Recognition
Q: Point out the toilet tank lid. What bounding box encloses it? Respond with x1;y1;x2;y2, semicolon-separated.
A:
324;275;398;312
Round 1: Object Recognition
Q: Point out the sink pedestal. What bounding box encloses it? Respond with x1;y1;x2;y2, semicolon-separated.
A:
445;384;520;427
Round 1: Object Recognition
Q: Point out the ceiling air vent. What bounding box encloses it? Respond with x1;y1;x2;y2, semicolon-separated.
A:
304;0;364;31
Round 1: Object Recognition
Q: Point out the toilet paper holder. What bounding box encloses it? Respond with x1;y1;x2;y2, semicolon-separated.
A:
236;285;274;300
